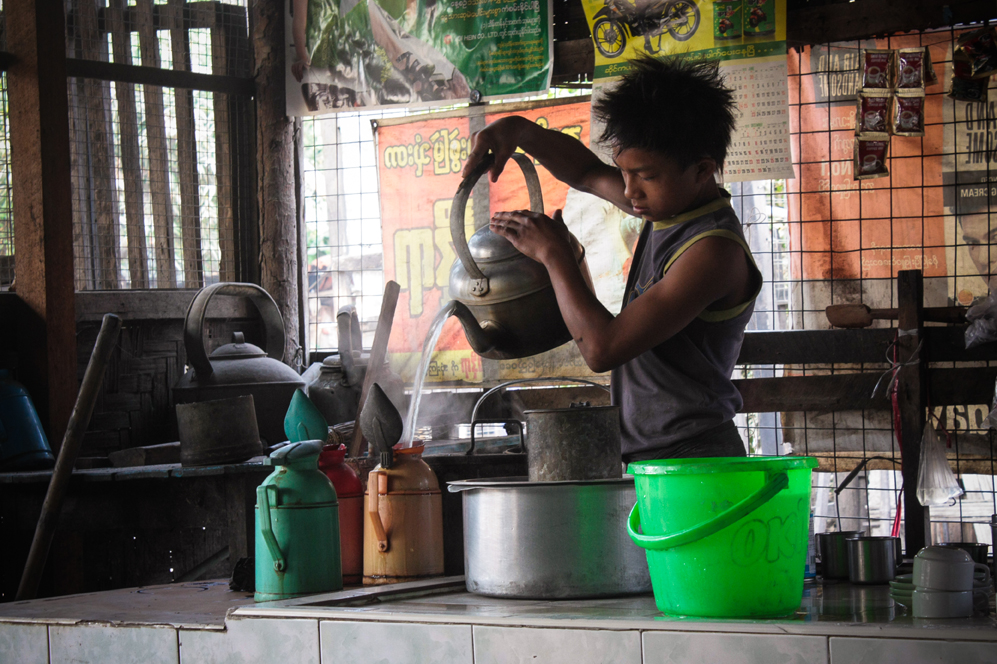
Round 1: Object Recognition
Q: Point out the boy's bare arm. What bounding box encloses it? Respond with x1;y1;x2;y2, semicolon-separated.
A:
463;116;635;215
492;208;750;373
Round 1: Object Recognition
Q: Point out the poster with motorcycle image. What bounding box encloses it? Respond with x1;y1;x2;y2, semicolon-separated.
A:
582;0;786;80
583;0;793;182
286;0;552;115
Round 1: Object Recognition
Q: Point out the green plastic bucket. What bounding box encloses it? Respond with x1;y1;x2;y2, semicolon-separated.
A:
627;456;818;618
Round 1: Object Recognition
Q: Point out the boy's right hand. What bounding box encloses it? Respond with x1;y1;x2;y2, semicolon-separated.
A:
462;116;529;183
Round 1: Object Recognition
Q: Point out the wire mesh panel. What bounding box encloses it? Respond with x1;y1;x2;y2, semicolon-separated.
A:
64;0;250;290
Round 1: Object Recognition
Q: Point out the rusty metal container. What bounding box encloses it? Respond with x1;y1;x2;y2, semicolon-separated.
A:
524;404;621;482
363;444;444;585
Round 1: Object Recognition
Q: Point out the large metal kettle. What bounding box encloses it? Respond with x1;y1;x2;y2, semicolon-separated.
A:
173;282;305;445
448;153;594;360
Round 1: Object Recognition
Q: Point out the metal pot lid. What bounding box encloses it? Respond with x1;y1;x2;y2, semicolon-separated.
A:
467;226;521;263
448;475;634;492
209;331;266;360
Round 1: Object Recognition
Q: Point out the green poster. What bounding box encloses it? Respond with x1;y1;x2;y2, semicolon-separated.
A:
286;0;552;115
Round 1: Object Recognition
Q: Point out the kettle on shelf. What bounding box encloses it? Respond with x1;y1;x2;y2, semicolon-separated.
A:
173;282;305;445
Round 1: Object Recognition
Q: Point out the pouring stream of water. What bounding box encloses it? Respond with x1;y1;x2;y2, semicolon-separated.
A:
400;302;458;447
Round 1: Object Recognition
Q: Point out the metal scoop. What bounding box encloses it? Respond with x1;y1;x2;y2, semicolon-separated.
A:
359;383;402;468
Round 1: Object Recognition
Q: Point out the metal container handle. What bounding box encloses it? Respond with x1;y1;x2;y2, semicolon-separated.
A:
627;472;789;550
183;282;286;379
465;377;609;456
257;484;286;572
450;152;544;297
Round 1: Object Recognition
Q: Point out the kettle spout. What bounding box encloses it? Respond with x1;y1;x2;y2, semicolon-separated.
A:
446;300;496;356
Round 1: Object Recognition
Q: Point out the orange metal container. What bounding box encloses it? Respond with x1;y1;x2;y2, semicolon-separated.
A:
363;445;444;585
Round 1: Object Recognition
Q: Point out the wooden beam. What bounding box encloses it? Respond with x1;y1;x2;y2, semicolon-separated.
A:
786;0;997;47
135;0;177;289
167;0;204;289
547;0;997;82
107;0;149;289
7;0;79;449
77;0;121;290
255;0;300;366
64;59;255;95
897;270;928;555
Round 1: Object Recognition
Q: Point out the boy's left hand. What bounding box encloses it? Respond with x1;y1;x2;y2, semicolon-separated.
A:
490;209;573;266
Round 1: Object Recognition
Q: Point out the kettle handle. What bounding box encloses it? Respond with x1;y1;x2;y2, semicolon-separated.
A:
449;152;544;297
257;484;286;572
465;377;610;455
183;282;287;379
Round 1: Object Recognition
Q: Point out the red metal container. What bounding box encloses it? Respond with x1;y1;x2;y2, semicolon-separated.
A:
319;443;364;584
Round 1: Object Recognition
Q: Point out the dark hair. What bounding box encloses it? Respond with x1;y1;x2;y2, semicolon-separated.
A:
593;56;737;168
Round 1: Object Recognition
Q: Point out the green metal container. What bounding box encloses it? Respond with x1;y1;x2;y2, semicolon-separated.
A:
255;440;343;602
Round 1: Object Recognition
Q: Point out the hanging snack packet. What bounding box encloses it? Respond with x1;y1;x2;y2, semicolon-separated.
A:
895;48;925;90
949;57;989;103
861;49;893;89
892;92;925;136
924;46;938;85
854;137;890;180
855;89;891;135
955;26;997;79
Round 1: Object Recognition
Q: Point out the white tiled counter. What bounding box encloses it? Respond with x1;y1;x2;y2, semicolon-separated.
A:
2;577;995;664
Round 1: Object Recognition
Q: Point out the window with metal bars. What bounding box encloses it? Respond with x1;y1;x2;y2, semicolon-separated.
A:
62;0;252;290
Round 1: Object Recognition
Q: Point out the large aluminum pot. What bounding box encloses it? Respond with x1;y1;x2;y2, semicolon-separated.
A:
448;476;652;599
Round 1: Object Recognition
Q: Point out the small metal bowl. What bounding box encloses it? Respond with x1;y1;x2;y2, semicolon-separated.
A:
847;536;899;584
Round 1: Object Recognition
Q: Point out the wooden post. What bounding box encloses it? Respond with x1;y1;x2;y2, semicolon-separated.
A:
254;0;300;367
211;6;237;283
7;0;79;448
107;0;150;289
168;0;204;289
136;0;177;288
897;269;929;552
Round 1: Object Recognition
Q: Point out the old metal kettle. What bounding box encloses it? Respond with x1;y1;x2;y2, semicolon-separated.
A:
255;440;343;601
173;282;305;445
305;305;404;426
448;152;594;360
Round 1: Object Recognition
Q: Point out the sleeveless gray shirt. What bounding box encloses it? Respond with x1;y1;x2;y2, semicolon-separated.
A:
610;194;761;458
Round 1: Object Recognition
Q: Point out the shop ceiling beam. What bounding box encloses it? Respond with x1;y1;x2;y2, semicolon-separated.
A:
786;0;997;46
6;0;79;450
549;0;997;82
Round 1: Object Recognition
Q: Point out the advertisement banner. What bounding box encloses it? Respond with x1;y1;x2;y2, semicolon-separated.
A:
286;0;552;116
582;0;793;183
580;0;787;80
376;98;638;384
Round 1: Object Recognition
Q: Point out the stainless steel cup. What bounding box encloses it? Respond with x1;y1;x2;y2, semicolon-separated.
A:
847;536;898;584
817;530;863;579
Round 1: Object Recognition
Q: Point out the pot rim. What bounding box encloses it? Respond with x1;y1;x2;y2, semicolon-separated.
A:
448;475;634;492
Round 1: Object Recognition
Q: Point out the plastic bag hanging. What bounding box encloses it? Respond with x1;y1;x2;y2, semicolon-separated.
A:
915;422;964;506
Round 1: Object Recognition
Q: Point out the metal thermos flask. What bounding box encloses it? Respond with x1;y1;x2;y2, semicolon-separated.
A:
255;440;343;601
363;444;444;585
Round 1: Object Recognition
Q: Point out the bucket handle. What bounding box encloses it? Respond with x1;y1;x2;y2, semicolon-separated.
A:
257;484;286;572
627;471;789;551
